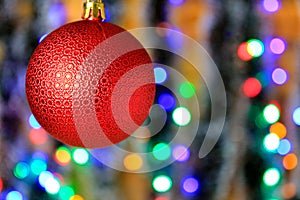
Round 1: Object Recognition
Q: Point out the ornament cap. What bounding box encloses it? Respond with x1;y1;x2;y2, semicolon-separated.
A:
82;0;106;21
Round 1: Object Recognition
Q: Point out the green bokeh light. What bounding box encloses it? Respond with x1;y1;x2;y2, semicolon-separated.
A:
256;72;269;87
30;159;47;175
14;162;30;179
263;104;280;124
263;168;280;186
247;39;265;58
179;82;196;98
59;186;75;200
152;143;171;161
152;175;172;193
263;133;280;152
172;107;192;126
72;148;89;165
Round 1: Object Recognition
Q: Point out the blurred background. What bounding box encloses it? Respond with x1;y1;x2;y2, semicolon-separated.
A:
1;0;300;199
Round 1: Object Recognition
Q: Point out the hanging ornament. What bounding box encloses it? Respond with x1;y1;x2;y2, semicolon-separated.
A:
26;0;155;148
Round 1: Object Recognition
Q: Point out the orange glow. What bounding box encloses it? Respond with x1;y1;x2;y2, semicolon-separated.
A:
70;195;84;200
55;148;71;166
123;154;143;171
281;183;297;199
283;153;298;170
270;122;287;139
29;128;47;145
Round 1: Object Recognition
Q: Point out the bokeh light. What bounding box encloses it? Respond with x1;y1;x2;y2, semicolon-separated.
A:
263;168;280;186
6;191;23;200
55;146;71;166
179;82;196;98
270;38;286;55
168;0;184;6
39;171;53;188
32;151;48;161
263;133;280;152
59;186;75;200
155;197;169;200
29;128;47;145
263;104;280;124
158;93;176;111
277;139;292;156
28;114;41;129
156;22;172;37
172;107;192;126
283;153;298;170
247;39;264;58
237;42;252;61
47;2;67;29
70;195;84;200
14;162;30;179
154;67;168;84
172;145;190;162
181;177;199;194
152;175;172;193
256;72;270;88
153;143;171;161
72;148;89;165
270;122;287;139
243;78;262;98
272;68;288;85
166;27;184;50
292;107;300;126
123;154;143;171
0;178;3;193
30;159;47;175
281;183;297;199
45;176;60;194
262;0;281;13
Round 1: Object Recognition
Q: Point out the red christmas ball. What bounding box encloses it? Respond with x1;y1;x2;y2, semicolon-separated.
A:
26;20;155;148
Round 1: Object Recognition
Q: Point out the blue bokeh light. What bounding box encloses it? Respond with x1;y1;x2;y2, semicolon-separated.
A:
292;107;300;126
154;67;168;84
47;3;67;29
29;114;41;129
277;139;291;156
6;191;23;200
158;93;176;111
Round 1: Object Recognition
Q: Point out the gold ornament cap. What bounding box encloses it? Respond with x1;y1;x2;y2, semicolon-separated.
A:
82;0;106;21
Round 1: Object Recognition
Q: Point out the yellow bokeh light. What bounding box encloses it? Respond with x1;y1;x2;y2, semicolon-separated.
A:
70;195;84;200
123;154;143;171
55;148;71;166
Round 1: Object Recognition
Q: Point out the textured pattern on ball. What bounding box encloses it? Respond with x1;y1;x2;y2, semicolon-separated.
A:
26;20;155;148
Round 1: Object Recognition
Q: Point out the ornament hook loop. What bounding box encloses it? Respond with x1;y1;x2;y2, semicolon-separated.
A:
82;0;106;21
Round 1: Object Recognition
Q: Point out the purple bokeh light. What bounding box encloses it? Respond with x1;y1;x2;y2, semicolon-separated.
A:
182;177;199;194
262;0;281;13
168;0;184;6
270;38;286;55
172;145;190;162
272;68;288;85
